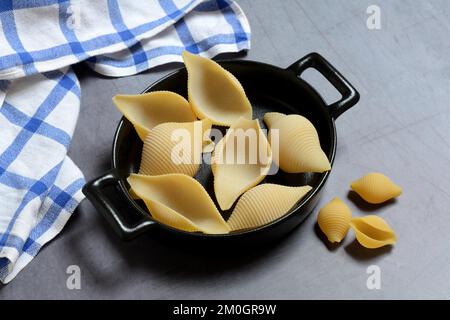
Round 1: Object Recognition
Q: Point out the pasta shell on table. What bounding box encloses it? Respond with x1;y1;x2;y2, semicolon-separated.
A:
212;118;272;210
182;51;252;126
227;184;312;231
139;119;213;177
349;215;397;249
113;91;196;141
263;112;331;173
317;197;352;243
128;174;230;234
351;172;402;204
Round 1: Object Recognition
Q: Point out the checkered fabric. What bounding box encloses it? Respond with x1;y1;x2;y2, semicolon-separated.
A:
0;0;250;283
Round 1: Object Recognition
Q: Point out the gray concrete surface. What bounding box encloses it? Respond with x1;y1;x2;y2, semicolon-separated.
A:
1;0;450;299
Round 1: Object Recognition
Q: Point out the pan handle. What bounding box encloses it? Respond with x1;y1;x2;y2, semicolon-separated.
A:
287;52;360;119
82;169;156;240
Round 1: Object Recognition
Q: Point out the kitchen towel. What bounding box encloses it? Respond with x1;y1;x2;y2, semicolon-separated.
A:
0;0;250;283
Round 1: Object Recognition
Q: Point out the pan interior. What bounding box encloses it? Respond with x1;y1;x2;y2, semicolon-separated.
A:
113;61;335;233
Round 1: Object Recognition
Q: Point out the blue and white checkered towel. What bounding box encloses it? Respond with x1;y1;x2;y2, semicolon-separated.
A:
0;0;250;283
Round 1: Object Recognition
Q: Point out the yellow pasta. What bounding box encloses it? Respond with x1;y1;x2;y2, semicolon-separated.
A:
349;215;397;249
263;111;284;128
212;118;272;210
128;174;230;234
140;119;213;177
182;51;252;126
317;197;352;243
113;91;196;140
264;112;331;173
227;184;312;231
351;172;402;204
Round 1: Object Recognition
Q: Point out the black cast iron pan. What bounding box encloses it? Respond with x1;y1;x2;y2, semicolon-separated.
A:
82;52;359;244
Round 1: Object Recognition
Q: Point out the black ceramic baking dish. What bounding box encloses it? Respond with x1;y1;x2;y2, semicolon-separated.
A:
82;52;359;243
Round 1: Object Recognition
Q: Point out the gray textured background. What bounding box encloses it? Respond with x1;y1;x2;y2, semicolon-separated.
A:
1;0;450;299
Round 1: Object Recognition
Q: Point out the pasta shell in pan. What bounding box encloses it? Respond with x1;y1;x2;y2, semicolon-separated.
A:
227;184;312;231
128;174;230;234
351;172;402;204
349;215;397;249
212;118;272;210
139;119;213;177
263;112;284;128
182;51;252;126
264;113;331;173
113;91;196;140
317;197;352;243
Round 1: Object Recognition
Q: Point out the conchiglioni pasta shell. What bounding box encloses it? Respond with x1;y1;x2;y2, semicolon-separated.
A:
351;172;402;204
139;119;213;177
349;215;397;249
263;112;284;128
212;118;272;210
182;51;252;126
317;197;352;243
128;174;230;234
264;113;331;173
227;184;312;231
113;91;196;141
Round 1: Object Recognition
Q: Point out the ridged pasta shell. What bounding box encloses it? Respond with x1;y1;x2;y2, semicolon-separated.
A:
349;215;397;249
264;113;331;173
128;174;230;234
182;51;252;126
317;197;352;243
263;112;284;128
227;184;312;231
351;172;402;204
140;119;213;177
212;118;272;210
113;91;196;141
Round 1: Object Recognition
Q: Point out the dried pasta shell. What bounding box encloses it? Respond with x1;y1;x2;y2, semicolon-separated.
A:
128;174;230;234
349;215;397;249
351;172;402;204
212;118;272;210
182;51;252;126
264;113;331;173
227;184;312;231
140;119;213;177
317;197;352;243
263;112;284;128
113;91;196;141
